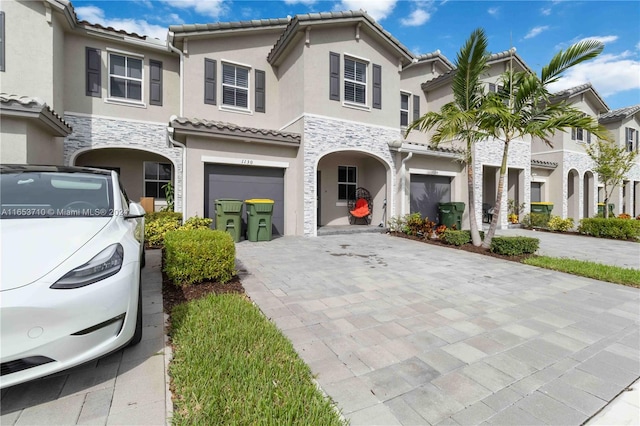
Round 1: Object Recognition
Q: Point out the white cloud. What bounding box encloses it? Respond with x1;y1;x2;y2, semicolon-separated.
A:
336;0;398;21
400;9;430;26
548;52;640;97
541;7;551;16
524;25;549;40
75;6;168;40
488;7;499;16
161;0;227;19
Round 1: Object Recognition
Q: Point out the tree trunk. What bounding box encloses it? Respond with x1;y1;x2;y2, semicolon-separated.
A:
482;140;510;248
467;157;482;246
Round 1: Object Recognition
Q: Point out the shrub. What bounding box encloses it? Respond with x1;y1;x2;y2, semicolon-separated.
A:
145;214;181;247
490;236;539;256
463;229;485;241
435;224;447;239
521;213;549;228
578;218;640;240
387;215;406;233
618;213;631;219
442;230;470;246
547;216;574;232
180;215;213;230
164;229;236;286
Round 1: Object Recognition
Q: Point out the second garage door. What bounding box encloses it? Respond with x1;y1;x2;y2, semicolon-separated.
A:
205;164;285;236
410;174;451;224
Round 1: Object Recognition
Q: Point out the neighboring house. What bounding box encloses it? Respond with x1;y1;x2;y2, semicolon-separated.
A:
1;0;638;237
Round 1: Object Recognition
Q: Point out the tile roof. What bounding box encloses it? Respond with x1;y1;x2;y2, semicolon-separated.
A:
169;18;291;36
0;93;72;134
402;141;465;155
171;117;301;145
410;51;455;70
531;159;558;169
599;104;640;123
268;10;414;64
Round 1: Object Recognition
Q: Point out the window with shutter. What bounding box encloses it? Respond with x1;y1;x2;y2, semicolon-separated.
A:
86;47;101;97
149;60;162;106
413;94;420;122
344;58;367;105
0;12;5;72
108;53;143;102
222;63;249;109
329;52;340;101
255;69;265;113
204;59;216;105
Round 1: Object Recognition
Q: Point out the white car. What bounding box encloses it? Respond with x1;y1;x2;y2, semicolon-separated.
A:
0;165;146;389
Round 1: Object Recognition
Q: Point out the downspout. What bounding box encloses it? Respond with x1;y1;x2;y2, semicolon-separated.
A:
167;124;186;223
167;33;185;221
400;150;413;217
167;32;184;117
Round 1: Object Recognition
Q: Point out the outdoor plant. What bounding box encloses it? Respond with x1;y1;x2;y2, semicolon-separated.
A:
387;215;406;233
164;229;236;286
490;236;539;256
161;181;175;212
547;216;574;232
400;213;436;238
434;224;448;239
179;215;213;230
578;218;640;240
145;212;182;247
442;229;471;246
618;213;631;219
520;213;549;228
507;199;526;224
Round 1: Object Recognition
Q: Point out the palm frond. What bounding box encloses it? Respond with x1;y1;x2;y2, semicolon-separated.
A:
541;40;603;84
453;28;490;111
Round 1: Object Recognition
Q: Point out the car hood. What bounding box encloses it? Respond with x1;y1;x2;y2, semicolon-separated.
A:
0;218;111;291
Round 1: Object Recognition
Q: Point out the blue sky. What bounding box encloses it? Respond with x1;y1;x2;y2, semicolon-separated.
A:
72;0;640;110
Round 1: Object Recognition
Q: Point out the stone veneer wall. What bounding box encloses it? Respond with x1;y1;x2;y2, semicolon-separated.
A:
63;114;184;211
560;150;597;219
303;115;398;236
473;139;531;229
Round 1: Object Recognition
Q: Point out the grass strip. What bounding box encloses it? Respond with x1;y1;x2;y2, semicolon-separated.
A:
169;293;344;425
523;256;640;288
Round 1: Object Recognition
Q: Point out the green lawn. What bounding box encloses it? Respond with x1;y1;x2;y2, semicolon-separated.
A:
169;293;344;425
523;256;640;288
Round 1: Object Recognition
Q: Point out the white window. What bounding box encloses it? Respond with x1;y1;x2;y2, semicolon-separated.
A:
344;58;367;104
109;53;143;101
400;93;410;127
222;63;249;109
571;128;585;142
338;166;357;201
144;162;172;199
626;127;638;152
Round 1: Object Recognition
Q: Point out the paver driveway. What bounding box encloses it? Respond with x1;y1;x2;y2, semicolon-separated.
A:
236;233;640;425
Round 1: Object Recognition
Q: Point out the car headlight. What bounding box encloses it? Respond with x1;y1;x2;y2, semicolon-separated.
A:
51;244;124;289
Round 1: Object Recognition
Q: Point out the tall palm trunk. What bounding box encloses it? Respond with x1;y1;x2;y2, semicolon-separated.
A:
467;158;482;246
483;139;510;248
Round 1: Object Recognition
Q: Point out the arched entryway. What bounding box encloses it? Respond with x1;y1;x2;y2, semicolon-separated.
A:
74;147;178;212
316;150;391;231
583;171;595;218
567;169;580;220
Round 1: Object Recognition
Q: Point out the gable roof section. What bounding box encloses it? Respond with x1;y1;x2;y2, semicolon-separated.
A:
421;49;531;92
404;50;455;72
550;83;609;114
267;11;414;66
599;104;640;124
171;117;300;146
169;18;290;40
0;93;72;136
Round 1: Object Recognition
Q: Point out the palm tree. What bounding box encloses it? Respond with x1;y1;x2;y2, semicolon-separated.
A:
480;40;611;248
406;28;491;246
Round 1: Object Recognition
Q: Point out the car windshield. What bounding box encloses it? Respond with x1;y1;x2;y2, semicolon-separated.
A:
0;171;114;219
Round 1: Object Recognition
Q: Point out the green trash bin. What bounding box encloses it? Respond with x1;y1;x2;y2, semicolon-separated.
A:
530;202;553;223
245;199;275;242
215;199;243;242
438;202;465;230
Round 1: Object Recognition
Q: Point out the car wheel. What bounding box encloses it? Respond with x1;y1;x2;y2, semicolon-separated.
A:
128;277;143;347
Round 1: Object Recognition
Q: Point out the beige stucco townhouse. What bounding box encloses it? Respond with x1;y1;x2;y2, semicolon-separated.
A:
1;0;638;237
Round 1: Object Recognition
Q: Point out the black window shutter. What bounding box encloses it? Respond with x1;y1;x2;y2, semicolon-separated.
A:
86;47;101;97
0;12;5;72
413;95;420;121
329;52;340;101
255;69;265;113
372;64;382;109
149;60;163;106
204;58;216;105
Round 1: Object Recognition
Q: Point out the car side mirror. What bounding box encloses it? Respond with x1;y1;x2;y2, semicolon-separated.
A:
126;202;146;219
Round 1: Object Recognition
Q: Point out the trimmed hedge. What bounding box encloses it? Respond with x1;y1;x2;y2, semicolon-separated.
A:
145;211;182;222
490;236;539;256
164;229;236;286
547;216;574;232
179;216;213;231
578;218;640;240
442;230;485;246
145;213;181;247
521;213;549;228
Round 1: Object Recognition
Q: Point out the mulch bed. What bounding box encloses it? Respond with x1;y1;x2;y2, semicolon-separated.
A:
390;231;534;263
